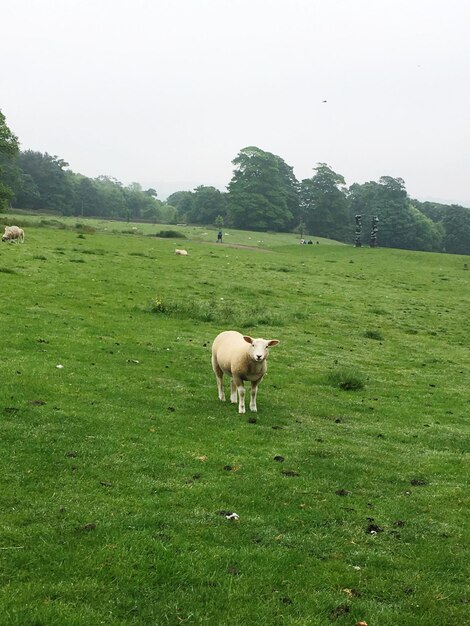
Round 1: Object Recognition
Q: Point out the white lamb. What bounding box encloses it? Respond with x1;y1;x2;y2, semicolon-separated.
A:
175;249;188;256
211;331;280;414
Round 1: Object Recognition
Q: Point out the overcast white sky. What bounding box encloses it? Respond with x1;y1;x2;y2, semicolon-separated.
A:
1;0;469;203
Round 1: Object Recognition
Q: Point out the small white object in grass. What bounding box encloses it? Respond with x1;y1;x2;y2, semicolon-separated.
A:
56;364;64;369
225;512;239;520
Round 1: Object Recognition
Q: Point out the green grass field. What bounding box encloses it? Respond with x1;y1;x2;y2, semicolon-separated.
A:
0;216;468;625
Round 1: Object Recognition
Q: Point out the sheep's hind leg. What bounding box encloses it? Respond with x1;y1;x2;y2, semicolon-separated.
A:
212;357;225;401
230;379;238;403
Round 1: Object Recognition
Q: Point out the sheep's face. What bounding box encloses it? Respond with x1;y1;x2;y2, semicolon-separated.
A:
243;336;280;363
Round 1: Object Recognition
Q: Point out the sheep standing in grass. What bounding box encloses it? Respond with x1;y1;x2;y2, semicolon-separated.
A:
211;331;279;414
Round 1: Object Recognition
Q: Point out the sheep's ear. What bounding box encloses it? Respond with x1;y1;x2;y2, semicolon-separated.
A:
243;335;254;345
267;339;280;347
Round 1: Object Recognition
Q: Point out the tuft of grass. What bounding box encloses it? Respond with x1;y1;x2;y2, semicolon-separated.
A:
39;218;67;229
149;295;287;325
153;230;187;238
326;367;366;390
0;267;17;273
75;223;96;234
364;329;384;340
74;248;106;255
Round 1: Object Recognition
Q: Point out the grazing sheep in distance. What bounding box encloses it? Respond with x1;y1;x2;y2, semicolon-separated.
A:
211;330;280;414
2;226;25;243
175;249;188;256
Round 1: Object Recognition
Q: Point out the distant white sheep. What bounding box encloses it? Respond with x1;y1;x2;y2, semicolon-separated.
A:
2;226;24;243
175;249;188;256
211;330;279;414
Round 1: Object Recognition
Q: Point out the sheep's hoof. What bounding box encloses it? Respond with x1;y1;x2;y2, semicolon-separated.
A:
250;406;257;412
238;407;246;414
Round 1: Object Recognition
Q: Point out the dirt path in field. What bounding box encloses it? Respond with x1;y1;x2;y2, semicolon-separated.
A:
203;242;274;252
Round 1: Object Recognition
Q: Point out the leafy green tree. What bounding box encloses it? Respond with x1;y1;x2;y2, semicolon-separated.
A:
348;177;442;251
300;163;350;241
188;185;226;224
159;203;178;224
349;177;407;247
0;110;19;209
412;199;449;223
124;182;161;220
17;151;74;213
408;205;444;251
275;154;301;227
72;176;101;216
93;176;126;218
227;146;299;231
215;215;224;229
228;191;275;231
166;191;194;222
442;205;470;254
0;153;24;204
13;171;41;208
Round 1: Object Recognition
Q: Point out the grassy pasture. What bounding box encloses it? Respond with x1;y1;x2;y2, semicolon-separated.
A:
0;212;341;248
0;219;468;625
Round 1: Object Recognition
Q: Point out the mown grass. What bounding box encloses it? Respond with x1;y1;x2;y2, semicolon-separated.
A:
0;217;468;625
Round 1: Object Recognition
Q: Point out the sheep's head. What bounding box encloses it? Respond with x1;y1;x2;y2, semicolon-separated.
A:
243;336;280;362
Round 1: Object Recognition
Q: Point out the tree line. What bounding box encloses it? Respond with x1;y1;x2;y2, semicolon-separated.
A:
1;110;470;254
0;148;176;224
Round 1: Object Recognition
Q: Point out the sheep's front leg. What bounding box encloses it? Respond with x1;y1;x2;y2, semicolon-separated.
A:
233;376;245;413
250;379;260;412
